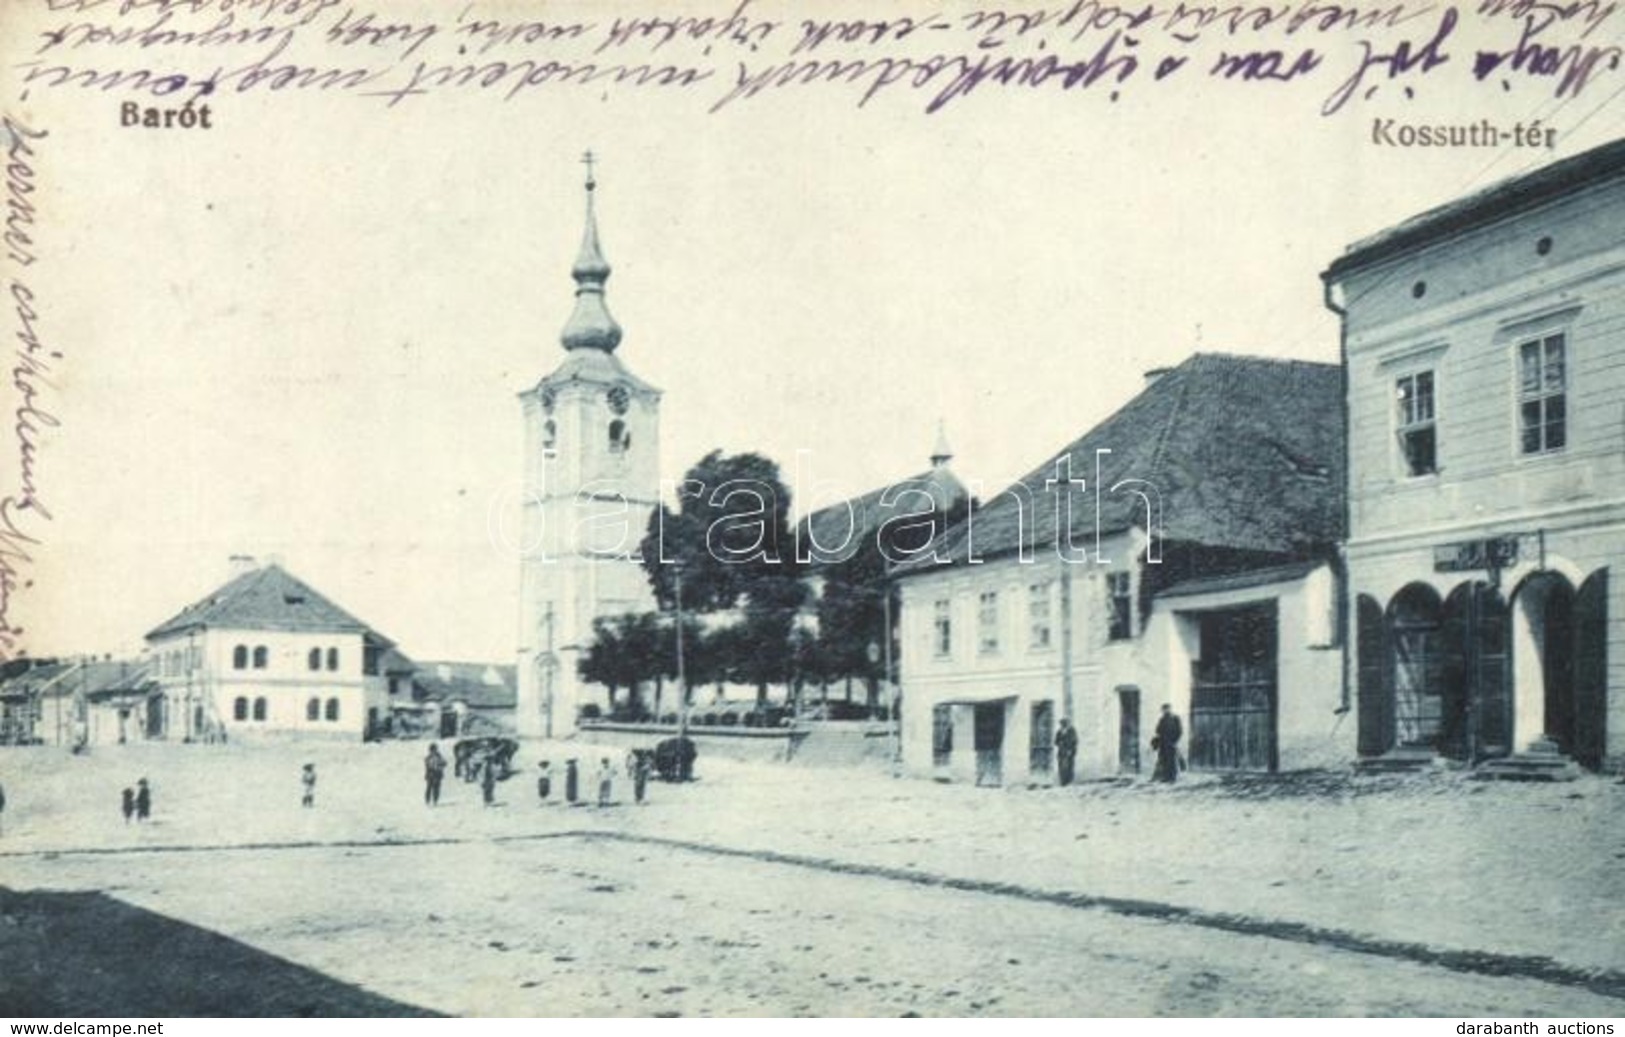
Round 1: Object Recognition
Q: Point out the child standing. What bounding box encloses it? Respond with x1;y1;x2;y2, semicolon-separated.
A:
121;786;135;823
301;764;317;808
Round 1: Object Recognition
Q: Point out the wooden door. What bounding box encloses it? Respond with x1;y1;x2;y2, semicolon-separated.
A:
1029;700;1054;775
1190;604;1279;772
1355;595;1392;756
1573;569;1608;771
1118;686;1141;774
973;703;1004;786
1472;584;1512;760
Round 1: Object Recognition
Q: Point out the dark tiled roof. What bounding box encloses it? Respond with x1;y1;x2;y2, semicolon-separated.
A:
412;660;517;710
797;466;969;568
1325;137;1625;280
146;564;386;642
1156;560;1323;601
899;353;1344;572
0;658;155;700
378;647;417;675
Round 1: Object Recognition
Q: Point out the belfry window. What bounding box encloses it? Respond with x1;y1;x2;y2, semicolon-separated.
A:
542;420;557;451
608;419;630;454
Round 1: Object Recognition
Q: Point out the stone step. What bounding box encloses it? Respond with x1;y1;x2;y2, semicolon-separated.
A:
1354;747;1440;774
1473;752;1582;782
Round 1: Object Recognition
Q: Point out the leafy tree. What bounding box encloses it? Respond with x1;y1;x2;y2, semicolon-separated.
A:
577;612;654;713
637;450;807;707
639;450;803;611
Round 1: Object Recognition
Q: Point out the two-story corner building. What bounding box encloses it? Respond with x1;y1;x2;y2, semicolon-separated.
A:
895;353;1348;786
144;561;405;741
1324;141;1625;775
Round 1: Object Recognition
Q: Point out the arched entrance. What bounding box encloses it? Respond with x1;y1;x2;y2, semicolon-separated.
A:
1508;567;1608;768
1387;583;1446;752
1441;581;1508;760
1510;571;1574;754
1357;581;1510;762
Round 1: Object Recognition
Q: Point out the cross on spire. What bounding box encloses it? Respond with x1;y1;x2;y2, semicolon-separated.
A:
581;149;597;192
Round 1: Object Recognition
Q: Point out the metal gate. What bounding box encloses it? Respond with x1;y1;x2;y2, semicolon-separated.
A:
1189;603;1278;772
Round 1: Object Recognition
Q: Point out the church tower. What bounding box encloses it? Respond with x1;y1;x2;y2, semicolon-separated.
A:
516;155;661;738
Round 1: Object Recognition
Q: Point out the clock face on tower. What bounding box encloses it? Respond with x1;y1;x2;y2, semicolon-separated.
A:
607;385;630;415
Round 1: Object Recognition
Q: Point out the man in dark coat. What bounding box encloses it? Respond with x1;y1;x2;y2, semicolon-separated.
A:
135;778;151;820
1152;704;1183;783
424;743;446;806
1054;718;1079;787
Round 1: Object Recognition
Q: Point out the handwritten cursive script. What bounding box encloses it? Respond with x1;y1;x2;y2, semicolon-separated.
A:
1;114;57;663
12;0;1625;118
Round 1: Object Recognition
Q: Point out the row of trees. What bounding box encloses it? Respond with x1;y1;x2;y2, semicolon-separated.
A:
578;449;944;718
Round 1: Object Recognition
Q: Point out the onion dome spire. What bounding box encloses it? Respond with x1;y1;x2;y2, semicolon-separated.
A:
560;150;623;353
931;420;954;468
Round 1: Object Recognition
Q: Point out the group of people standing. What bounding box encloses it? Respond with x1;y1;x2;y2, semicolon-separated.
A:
536;754;652;808
119;778;152;822
1051;704;1184;787
421;744;654;808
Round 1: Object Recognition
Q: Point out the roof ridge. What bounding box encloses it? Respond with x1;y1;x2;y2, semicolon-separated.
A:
1188;350;1337;370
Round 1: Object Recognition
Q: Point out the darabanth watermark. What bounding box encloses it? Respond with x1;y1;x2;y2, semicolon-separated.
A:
486;447;1160;567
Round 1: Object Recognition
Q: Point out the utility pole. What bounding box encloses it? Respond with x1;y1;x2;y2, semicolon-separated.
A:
884;582;900;769
1060;568;1075;721
674;563;688;741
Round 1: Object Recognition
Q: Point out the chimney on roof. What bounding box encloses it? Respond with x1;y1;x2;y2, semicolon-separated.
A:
228;554;257;577
1144;367;1173;388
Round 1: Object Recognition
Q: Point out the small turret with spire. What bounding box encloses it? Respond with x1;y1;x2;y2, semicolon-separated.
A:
560;150;623;353
930;420;954;469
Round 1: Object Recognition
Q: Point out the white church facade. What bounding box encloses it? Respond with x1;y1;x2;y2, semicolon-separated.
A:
515;159;662;738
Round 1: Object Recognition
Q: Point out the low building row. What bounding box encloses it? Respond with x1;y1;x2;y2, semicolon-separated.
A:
0;563;515;747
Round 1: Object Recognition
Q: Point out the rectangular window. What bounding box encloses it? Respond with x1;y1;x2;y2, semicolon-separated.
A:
932;704;953;766
1395;370;1437;476
933;599;952;658
1107;572;1133;641
977;591;1000;654
1518;334;1566;455
1028;581;1053;650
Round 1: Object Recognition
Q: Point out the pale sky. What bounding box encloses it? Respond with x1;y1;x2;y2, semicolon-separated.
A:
6;3;1623;661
